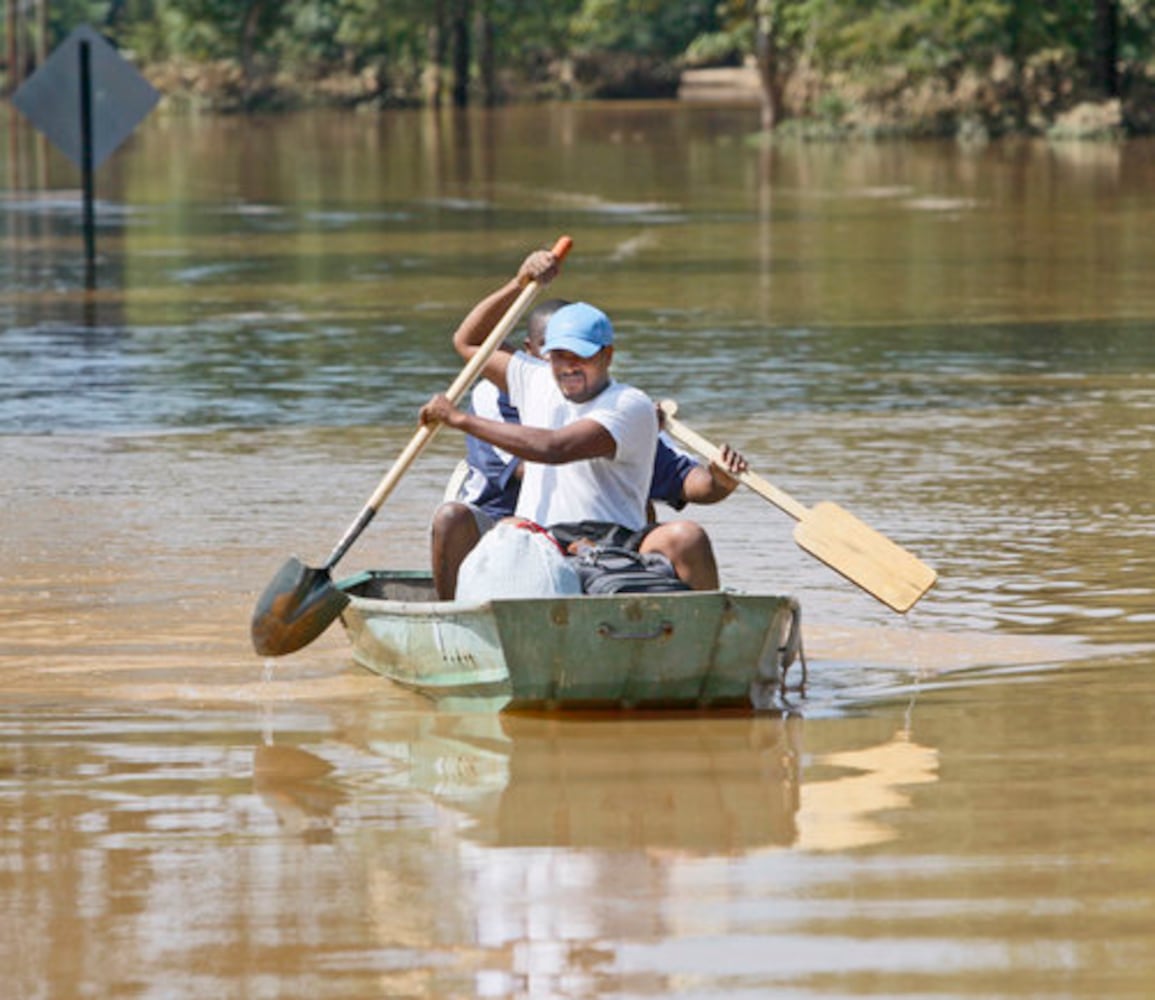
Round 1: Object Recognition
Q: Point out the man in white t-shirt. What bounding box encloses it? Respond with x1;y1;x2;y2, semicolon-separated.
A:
420;246;725;596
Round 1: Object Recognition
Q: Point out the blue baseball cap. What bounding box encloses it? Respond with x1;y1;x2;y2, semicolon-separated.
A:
542;302;614;358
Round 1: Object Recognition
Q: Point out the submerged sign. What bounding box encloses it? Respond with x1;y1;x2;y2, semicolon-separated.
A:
11;24;160;289
11;23;160;170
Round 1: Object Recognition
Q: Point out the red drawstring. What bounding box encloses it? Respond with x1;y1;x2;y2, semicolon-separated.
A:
512;519;566;554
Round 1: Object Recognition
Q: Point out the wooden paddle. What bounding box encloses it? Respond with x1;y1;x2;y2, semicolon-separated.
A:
251;236;574;656
658;400;937;613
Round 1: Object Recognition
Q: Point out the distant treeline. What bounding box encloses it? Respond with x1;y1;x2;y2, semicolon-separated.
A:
5;1;1155;135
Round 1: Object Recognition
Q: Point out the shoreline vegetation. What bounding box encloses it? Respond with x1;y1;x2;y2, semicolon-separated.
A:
143;56;1150;143
4;2;1153;141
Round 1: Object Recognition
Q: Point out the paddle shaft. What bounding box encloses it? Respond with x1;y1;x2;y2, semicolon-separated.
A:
659;403;808;521
322;236;573;571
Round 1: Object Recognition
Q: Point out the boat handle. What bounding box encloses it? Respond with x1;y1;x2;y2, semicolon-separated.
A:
597;620;674;641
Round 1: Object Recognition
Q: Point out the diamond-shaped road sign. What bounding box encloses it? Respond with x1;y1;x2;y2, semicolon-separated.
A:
11;23;160;170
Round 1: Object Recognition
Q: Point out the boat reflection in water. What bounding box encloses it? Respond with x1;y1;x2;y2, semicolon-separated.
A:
254;709;938;856
248;709;939;994
458;713;802;852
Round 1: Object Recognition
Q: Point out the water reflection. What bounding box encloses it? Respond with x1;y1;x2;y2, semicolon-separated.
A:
797;727;938;850
362;713;801;851
239;708;944;997
243;708;946;858
322;709;942;858
5;667;1151;999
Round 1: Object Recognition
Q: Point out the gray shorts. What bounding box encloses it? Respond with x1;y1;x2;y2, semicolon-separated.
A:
467;504;498;536
445;461;502;537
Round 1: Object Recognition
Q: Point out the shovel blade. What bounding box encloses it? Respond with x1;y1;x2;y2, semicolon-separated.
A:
250;556;351;656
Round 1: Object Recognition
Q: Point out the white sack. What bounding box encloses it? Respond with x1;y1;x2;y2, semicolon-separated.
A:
456;521;582;602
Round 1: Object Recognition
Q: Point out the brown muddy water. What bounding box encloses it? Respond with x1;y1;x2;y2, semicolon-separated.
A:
2;104;1154;998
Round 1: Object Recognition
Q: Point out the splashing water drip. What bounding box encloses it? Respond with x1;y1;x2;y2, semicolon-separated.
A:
260;702;275;747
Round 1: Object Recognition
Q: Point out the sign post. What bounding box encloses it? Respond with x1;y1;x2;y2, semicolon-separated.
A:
11;24;160;290
78;39;96;288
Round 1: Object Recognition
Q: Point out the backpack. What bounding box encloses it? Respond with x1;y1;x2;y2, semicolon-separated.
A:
570;545;691;595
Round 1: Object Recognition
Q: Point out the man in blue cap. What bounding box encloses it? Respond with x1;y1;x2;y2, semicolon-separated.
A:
420;245;726;595
429;296;748;598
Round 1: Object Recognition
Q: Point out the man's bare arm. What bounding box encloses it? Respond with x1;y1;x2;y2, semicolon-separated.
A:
679;444;749;504
420;394;615;464
451;249;559;395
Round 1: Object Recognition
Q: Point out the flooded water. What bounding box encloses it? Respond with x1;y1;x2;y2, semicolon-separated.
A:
3;103;1154;997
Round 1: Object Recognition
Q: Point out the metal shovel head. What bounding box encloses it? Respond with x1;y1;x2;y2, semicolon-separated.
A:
250;556;350;656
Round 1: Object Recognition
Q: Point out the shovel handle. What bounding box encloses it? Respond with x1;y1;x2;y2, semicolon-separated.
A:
442;235;572;407
323;236;573;570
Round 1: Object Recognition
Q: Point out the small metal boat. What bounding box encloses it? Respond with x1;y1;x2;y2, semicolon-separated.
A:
337;570;803;711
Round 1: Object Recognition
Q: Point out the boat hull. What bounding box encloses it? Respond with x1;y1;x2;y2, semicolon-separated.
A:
338;571;801;710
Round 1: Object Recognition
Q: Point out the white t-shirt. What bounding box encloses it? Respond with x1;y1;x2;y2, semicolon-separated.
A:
504;353;657;530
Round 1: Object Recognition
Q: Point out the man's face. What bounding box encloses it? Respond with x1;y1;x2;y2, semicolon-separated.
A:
549;347;612;403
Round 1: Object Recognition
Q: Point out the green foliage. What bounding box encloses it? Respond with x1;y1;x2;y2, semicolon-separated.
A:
823;0;1008;77
481;0;585;83
110;0;255;61
712;0;822;47
821;0;1155;81
41;1;122;44
570;0;718;57
13;0;1155;121
684;28;750;67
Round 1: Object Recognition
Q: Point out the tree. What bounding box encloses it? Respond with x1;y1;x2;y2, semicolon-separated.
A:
240;0;283;83
753;0;788;130
478;0;495;105
4;0;17;93
426;0;446;105
1094;0;1120;96
570;0;715;56
451;0;470;106
710;0;813;131
10;0;1153;122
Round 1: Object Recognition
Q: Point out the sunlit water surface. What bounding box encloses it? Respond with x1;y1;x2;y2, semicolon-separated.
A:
2;104;1154;998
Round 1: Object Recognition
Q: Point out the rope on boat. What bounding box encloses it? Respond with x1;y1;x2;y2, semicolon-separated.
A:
778;598;807;692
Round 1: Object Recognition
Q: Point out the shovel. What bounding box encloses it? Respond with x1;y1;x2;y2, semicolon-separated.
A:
251;236;573;656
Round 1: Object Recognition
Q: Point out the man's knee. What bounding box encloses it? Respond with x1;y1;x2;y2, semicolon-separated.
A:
642;519;710;557
641;520;718;590
431;502;476;541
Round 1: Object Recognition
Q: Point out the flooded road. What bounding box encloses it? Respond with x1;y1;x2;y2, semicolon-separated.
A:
2;103;1154;997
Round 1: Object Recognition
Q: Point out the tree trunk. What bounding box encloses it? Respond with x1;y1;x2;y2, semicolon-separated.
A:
478;0;496;107
5;0;18;93
1005;0;1029;132
35;0;47;68
451;0;472;108
105;0;127;30
425;0;446;107
1093;0;1119;98
240;0;267;86
754;0;785;131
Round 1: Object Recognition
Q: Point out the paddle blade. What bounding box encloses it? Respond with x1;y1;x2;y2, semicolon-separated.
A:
793;501;937;613
250;556;350;656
